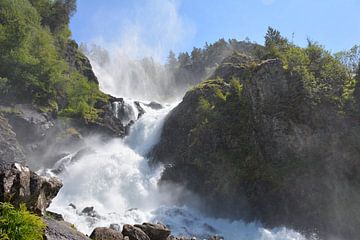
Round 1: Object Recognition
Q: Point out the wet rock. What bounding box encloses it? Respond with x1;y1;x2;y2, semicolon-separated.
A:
46;211;64;221
43;215;91;240
69;203;77;209
110;223;121;232
0;163;62;214
144;101;163;110
81;206;100;218
122;224;150;240
134;101;146;119
90;227;124;240
134;223;171;240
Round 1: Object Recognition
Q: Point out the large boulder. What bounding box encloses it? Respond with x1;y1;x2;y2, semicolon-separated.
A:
122;224;150;240
0;163;62;214
134;223;171;240
90;227;124;240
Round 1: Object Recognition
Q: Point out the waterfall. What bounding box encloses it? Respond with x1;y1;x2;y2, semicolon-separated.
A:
45;101;310;240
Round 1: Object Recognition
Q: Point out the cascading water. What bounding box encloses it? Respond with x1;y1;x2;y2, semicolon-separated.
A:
45;100;311;240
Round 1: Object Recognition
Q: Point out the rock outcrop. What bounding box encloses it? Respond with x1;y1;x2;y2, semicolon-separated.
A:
0;163;62;214
150;52;360;239
44;215;91;240
0;114;26;168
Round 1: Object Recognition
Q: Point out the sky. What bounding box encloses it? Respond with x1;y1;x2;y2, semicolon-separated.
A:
70;0;360;59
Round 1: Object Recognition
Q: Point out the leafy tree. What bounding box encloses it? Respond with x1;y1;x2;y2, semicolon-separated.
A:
0;202;46;240
0;0;104;120
335;45;360;74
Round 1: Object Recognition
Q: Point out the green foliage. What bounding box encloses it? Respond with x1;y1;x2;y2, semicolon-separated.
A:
0;0;104;120
59;73;106;122
0;202;46;240
335;45;360;73
230;78;243;96
263;28;352;105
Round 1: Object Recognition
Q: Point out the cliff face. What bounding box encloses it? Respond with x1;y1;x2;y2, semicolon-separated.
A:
150;53;360;239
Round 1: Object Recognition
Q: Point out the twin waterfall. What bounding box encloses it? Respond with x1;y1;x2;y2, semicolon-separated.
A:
44;99;309;240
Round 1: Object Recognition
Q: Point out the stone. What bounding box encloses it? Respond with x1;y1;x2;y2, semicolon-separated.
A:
90;227;124;240
0;163;62;214
134;223;171;240
81;206;100;218
122;224;150;240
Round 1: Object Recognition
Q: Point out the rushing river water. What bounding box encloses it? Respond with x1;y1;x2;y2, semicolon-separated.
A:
44;100;311;240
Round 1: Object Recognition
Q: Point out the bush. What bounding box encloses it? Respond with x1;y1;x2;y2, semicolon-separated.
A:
0;202;46;240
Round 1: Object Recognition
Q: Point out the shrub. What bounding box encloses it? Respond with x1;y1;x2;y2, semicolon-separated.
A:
0;202;46;240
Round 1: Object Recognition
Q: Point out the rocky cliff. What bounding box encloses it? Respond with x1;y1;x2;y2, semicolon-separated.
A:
150;52;360;239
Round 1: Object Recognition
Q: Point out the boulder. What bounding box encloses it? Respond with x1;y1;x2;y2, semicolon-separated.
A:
122;224;150;240
0;163;62;214
90;227;124;240
144;101;163;110
134;223;171;240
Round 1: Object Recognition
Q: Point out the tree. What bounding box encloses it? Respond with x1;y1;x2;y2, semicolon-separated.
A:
335;45;360;74
166;50;177;69
178;52;191;67
265;27;288;48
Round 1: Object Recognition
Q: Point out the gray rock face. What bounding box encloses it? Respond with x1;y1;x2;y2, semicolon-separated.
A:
44;216;91;240
122;224;150;240
0;115;26;168
90;227;124;240
0;163;62;214
150;52;360;239
134;223;171;240
4;104;54;145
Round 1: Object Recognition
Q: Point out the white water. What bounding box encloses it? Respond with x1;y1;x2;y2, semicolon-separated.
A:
46;101;311;240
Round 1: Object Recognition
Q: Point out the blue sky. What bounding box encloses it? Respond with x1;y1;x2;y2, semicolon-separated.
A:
70;0;359;58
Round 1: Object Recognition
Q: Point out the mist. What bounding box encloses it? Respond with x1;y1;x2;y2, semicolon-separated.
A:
79;0;195;102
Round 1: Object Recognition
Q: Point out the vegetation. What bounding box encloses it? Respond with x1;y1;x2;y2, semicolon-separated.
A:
261;27;353;105
165;38;260;87
0;0;106;122
0;202;46;240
